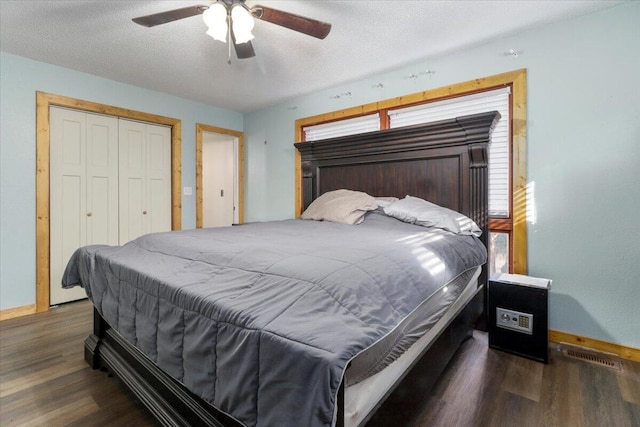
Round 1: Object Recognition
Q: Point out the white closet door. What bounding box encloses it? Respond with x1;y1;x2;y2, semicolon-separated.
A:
145;124;172;235
86;113;120;246
119;119;146;244
50;107;118;305
119;119;171;244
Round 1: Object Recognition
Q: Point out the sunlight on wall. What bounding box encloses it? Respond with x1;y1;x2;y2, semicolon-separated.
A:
526;181;537;225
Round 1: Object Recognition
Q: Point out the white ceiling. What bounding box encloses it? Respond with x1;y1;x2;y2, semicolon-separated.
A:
0;1;623;113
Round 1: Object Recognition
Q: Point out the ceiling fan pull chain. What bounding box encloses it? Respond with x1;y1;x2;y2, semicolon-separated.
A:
227;11;232;64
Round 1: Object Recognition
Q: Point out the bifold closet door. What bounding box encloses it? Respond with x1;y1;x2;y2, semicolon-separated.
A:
118;119;171;244
50;107;118;305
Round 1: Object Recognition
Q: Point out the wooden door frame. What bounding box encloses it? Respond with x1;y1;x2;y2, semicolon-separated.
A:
195;123;245;227
36;91;182;313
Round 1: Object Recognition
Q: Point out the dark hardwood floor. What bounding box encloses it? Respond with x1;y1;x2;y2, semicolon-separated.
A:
1;300;638;426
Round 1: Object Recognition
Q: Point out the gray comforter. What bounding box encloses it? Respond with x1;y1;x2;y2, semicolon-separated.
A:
63;212;486;427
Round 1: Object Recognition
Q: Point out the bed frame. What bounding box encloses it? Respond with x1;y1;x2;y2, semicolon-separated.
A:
84;111;500;426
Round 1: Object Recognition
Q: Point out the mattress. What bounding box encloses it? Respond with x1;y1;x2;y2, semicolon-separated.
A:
63;212;486;427
344;266;481;427
345;266;479;386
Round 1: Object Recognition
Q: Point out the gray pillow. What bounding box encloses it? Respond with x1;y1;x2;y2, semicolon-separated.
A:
300;189;378;225
383;195;482;236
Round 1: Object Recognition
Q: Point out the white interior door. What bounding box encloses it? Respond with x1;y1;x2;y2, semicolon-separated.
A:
202;133;236;227
50;107;118;305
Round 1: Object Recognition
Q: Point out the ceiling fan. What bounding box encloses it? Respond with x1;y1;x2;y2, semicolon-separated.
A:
132;0;331;60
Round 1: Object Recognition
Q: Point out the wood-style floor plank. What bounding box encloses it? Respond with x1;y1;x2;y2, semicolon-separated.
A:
539;357;585;426
0;301;155;427
618;361;640;405
1;300;639;426
501;356;544;402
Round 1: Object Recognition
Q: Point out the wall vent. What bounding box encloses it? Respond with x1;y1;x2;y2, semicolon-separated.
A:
559;343;622;371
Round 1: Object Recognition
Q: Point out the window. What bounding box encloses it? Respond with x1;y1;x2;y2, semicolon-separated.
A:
490;232;510;276
387;88;510;217
303;114;380;141
295;70;527;274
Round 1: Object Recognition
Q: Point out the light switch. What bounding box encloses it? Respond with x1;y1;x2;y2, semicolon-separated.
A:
183;186;193;196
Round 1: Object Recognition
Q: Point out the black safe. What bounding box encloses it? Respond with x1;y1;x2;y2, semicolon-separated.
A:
488;274;550;363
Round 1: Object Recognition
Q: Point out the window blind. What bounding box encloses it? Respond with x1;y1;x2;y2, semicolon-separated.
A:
388;88;511;216
303;113;380;141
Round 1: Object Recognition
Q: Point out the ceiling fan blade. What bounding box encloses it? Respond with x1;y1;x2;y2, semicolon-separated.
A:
233;39;256;59
132;5;208;27
252;5;331;39
230;29;256;59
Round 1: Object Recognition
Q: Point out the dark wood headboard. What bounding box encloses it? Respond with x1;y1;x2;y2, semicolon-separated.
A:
294;111;500;297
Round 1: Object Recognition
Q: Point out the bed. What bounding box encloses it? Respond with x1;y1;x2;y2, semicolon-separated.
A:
63;111;500;427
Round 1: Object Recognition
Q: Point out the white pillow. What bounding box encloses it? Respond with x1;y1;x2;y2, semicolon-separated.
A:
374;197;399;209
383;195;482;236
300;189;378;225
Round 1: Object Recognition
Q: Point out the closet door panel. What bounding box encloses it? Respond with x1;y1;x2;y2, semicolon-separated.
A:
119;120;148;244
86;114;119;246
126;177;145;242
119;119;171;243
88;177;110;243
61;175;83;263
50;107;88;305
146;125;171;235
149;178;168;234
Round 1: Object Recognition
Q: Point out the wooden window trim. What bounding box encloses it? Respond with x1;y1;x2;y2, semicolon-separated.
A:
489;218;513;232
35;91;182;313
294;69;527;274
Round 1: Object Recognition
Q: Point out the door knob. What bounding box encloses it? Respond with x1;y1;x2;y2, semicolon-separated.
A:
86;212;92;217
143;210;147;215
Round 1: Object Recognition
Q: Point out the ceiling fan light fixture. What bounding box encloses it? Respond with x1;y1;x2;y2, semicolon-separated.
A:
206;26;227;43
203;1;228;42
132;1;331;61
231;4;255;44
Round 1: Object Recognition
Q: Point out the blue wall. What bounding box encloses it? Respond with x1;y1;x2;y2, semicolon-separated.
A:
1;2;638;348
243;3;640;348
0;53;243;310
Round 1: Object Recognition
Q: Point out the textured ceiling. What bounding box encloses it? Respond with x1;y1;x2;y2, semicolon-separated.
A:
0;1;623;113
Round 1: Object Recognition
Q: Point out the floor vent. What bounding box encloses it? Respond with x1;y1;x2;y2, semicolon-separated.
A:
559;343;622;371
